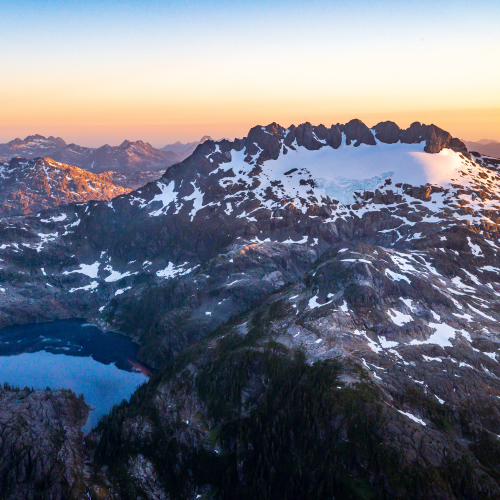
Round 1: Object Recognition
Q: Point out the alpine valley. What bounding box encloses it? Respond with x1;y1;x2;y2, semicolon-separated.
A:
2;119;500;499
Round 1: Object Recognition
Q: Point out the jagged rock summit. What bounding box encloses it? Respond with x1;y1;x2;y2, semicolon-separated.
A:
0;134;67;159
51;139;180;174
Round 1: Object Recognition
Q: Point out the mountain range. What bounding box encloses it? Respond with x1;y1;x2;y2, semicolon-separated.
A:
2;119;500;499
161;135;212;155
0;135;212;174
463;138;500;159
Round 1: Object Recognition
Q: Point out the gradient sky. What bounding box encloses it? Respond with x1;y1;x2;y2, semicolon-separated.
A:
0;0;499;147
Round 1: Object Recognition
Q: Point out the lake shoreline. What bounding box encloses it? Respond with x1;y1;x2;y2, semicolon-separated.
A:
0;319;149;432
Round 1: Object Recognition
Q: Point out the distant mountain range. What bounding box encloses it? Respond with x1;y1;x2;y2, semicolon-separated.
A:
462;138;500;159
0;135;212;174
0;134;213;217
161;135;212;155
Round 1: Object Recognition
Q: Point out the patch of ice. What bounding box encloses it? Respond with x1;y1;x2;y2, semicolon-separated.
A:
308;295;333;309
69;281;98;293
40;213;67;223
410;322;456;347
453;312;473;322
467;237;483;257
148;181;179;217
480;266;500;273
400;298;417;312
156;262;199;279
468;303;496;321
379;336;398;348
422;355;442;362
459;362;474;369
104;265;135;282
342;258;372;264
282;236;308;244
482;352;497;362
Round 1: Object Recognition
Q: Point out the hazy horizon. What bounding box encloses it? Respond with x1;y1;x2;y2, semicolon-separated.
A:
1;109;499;150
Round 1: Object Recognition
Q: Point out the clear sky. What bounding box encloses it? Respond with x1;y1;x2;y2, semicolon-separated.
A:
0;0;499;147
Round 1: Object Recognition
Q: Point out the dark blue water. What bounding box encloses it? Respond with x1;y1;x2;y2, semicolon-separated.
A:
0;319;149;432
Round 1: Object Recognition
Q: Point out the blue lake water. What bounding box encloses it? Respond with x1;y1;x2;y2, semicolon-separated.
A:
0;319;149;432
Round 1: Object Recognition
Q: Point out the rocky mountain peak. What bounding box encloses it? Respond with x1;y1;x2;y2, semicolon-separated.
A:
215;120;468;166
206;120;470;168
3;134;67;153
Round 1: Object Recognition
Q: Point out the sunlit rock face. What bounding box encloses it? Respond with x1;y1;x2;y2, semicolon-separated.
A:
0;157;130;216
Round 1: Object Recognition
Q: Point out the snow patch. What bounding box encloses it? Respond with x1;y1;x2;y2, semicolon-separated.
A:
156;262;198;279
63;261;100;279
398;410;426;426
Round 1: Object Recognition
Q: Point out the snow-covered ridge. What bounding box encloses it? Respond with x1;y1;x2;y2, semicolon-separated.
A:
211;140;477;206
139;120;499;232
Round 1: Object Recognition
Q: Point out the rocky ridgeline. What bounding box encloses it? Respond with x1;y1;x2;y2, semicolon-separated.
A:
2;119;500;498
0;386;90;499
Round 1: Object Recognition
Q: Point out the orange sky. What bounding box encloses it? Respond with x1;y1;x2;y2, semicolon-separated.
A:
1;0;499;147
1;108;498;148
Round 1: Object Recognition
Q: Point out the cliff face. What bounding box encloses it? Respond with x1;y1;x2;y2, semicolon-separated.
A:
0;386;90;500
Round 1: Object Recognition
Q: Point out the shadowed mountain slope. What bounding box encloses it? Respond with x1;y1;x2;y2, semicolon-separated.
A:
2;119;500;498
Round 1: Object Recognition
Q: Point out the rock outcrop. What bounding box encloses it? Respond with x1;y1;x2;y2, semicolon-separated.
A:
0;386;90;500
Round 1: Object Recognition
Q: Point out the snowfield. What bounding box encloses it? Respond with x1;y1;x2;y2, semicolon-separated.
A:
144;134;500;230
